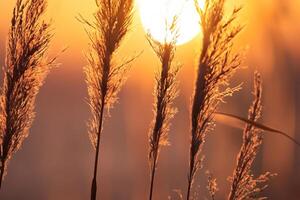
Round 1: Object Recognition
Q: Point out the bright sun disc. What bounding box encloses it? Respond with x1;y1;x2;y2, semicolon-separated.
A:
137;0;205;45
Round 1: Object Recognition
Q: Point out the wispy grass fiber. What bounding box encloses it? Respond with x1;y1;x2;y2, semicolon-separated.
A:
0;0;53;189
228;72;276;200
79;0;134;199
147;18;180;200
187;0;243;198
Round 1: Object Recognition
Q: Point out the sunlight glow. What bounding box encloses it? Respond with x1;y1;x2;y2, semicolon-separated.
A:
137;0;205;45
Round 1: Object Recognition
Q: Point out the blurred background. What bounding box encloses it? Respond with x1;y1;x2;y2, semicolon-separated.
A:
0;0;299;199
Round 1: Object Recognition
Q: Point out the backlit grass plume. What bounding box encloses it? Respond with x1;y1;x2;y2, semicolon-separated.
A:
80;0;134;199
228;72;275;200
0;0;53;189
187;0;243;199
147;18;180;200
206;171;218;200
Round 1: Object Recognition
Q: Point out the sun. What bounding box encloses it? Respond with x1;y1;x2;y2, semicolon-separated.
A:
137;0;205;45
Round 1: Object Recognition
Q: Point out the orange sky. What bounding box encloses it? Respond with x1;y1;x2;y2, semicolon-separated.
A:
0;1;300;199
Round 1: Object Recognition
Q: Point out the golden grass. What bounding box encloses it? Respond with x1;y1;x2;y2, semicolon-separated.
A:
228;72;276;200
79;0;134;199
1;0;297;198
187;0;243;199
147;18;180;200
0;0;54;189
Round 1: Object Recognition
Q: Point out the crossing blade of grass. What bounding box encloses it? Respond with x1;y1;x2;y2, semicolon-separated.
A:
215;112;300;147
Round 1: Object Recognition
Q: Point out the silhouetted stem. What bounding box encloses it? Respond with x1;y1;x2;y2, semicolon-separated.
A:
186;174;192;200
0;164;4;189
148;153;158;200
91;96;105;200
187;151;195;200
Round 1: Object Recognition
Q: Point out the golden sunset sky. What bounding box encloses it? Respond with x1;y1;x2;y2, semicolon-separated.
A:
0;0;300;199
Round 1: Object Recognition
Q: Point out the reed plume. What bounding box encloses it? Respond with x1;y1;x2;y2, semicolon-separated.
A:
80;0;134;199
228;72;275;200
187;0;243;199
147;18;180;200
0;0;53;189
206;171;218;200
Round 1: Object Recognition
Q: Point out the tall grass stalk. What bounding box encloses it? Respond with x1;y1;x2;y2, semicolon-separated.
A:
0;0;53;189
228;72;275;200
187;0;243;199
80;0;134;199
147;19;179;200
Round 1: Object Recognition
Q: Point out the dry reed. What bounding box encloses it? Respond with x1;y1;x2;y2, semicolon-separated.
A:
206;171;218;200
228;72;275;200
0;0;53;189
147;18;180;200
80;0;134;199
187;0;243;199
